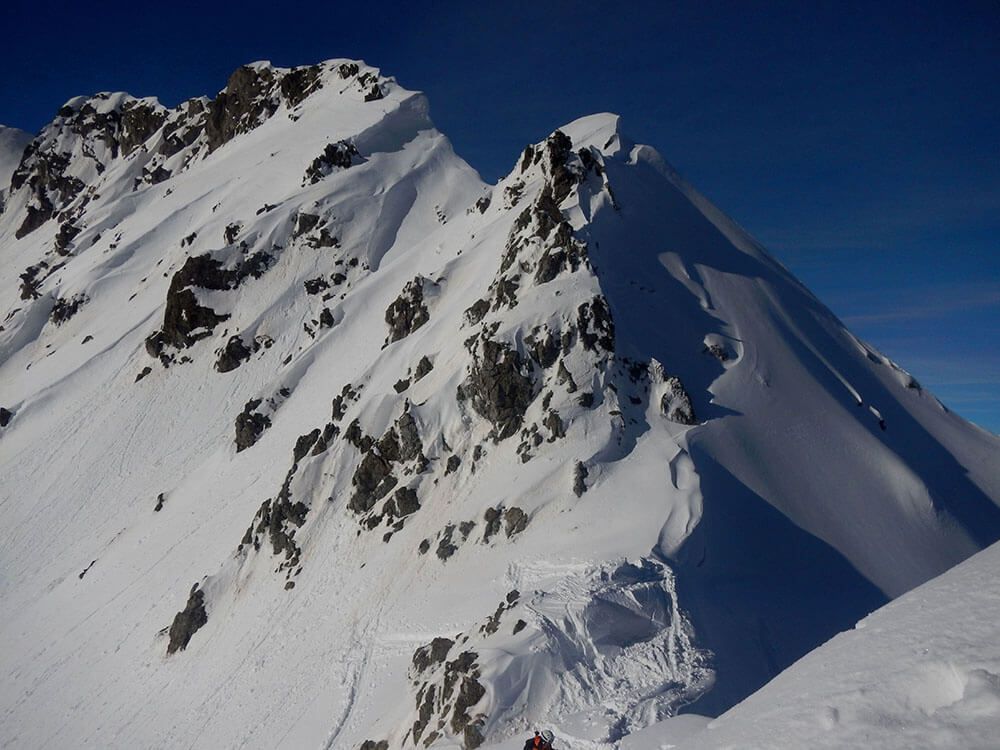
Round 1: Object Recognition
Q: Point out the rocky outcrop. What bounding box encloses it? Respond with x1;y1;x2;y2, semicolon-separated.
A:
10;148;85;239
304;141;359;184
235;398;271;452
385;276;434;344
348;410;426;516
409;641;487;749
461;339;535;440
215;335;252;373
661;377;696;425
279;64;324;107
146;251;272;358
49;294;88;326
166;584;208;655
577;296;615;353
205;65;280;153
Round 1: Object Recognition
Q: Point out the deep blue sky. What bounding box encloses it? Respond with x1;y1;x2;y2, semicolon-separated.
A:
4;0;998;432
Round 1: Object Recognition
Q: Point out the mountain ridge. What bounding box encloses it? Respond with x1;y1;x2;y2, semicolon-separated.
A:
1;58;998;749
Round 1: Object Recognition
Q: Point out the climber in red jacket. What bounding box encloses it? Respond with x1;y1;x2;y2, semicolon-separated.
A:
524;729;555;749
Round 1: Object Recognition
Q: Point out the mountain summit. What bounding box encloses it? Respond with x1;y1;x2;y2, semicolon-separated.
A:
2;59;998;749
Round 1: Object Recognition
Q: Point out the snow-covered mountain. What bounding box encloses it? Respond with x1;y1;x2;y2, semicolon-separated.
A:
1;59;998;749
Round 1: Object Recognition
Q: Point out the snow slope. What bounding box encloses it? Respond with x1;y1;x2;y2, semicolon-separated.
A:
1;60;998;749
667;539;1000;750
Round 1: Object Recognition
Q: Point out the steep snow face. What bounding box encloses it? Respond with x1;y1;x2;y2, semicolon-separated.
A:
666;539;1000;750
1;63;999;750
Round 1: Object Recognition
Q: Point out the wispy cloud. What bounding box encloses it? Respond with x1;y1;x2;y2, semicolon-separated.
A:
842;282;1000;325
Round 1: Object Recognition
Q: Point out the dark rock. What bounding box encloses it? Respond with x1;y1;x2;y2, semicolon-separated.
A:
503;507;528;538
513;619;527;634
577;296;615;353
0;407;13;427
166;585;208;655
134;366;152;383
304;277;329;295
293;211;320;238
54;222;82;255
205;65;279;153
215;335;252;373
418;539;431;555
49;294;88;326
573;462;589;497
293;429;321;463
412;684;436;744
464;298;490;326
704;343;729;362
141;164;172;186
350;450;395;513
414;355;434;380
534;248;566;284
396;411;423;462
235;399;271;452
527;328;560;369
279;64;323;107
519;145;535;172
578;391;595;408
483;507;502;542
11;148;85;238
154;492;166;512
156;255;234;350
464;339;535;440
661;377;696;425
358;741;388;750
385;276;433;343
445;455;461;475
307;228;339;249
393;378;411;393
362;83;384;102
451;677;486;745
304;141;359;184
436;525;458;561
224;222;242;244
311;422;339;455
331;384;357;421
19;264;45;300
544;130;577;205
556;361;578;393
412;637;454;674
543;410;565;441
338;63;359;79
387;486;420;518
319;308;335;328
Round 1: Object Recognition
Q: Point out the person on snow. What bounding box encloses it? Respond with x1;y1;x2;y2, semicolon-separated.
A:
523;729;555;749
